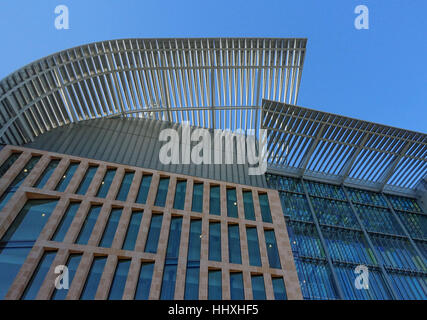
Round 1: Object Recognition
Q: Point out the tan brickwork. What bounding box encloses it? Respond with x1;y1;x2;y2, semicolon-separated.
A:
0;145;302;300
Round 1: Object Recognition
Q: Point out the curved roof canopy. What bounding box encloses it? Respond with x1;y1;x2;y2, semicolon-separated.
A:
0;38;306;145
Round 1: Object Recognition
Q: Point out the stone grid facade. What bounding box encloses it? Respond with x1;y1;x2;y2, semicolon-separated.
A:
0;145;302;300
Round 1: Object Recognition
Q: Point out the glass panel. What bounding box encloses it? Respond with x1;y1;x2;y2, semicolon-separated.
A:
226;188;238;218
0;247;32;299
51;202;80;242
230;272;244;300
294;258;338;300
75;205;102;245
185;220;201;300
99;208;122;248
355;204;404;235
264;229;281;269
272;277;287;300
0;152;21;179
144;214;163;253
209;186;220;215
108;259;131;300
246;227;262;267
259;193;272;223
76;166;98;195
134;262;154;300
191;183;203;213
387;195;422;213
311;197;359;229
251;275;266;300
34;159;60;189
21;251;57;300
279;192;313;222
347;188;387;207
116;171;134;202
80;256;107;300
265;174;304;193
304;180;346;200
96;169;117;198
286;221;325;259
51;253;82;300
209;222;221;262
173;180;187;210
208;270;222;300
122;211;143;251
397;212;427;240
243;191;255;221
136;175;152;204
160;216;183;300
1;199;58;242
55;162;79;192
389;272;427;300
155;177;170;207
228;224;242;264
0;156;42;210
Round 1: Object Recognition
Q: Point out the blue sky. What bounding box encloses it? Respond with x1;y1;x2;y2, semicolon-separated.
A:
0;0;426;132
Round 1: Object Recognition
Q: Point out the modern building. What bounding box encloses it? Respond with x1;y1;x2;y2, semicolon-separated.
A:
0;38;425;300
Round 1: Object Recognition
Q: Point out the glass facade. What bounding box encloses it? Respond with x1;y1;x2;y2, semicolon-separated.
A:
259;193;273;223
185;219;202;300
116;171;134;202
230;272;245;299
80;256;107;300
99;208;122;248
0;152;21;179
251;275;266;300
272;277;287;300
122;210;143;251
173;180;187;210
75;205;102;245
209;221;221;262
191;183;203;213
155;177;170;207
51;253;82;300
34;159;60;189
243;190;255;221
208;270;222;300
246;227;262;267
228;224;242;264
108;259;131;300
209;185;220;215
136;175;152;204
144;214;163;253
268;174;427;300
226;188;238;218
135;262;154;300
51;202;81;242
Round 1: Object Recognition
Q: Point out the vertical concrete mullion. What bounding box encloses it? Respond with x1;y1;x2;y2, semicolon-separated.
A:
45;157;69;190
301;178;345;300
65;160;88;194
111;206;133;250
146;173;160;207
166;176;177;210
184;178;193;212
264;273;275;300
342;186;398;300
174;215;190;299
63;200;91;244
222;265;230;300
95;254;118;300
134;208;152;252
122;257;141;300
86;164;107;197
243;270;253;300
39;197;70;241
88;203;112;247
0;151;31;193
25;154;50;188
149;211;171;300
106;167;124;201
220;184;227;217
199;215;209;300
36;248;69;299
126;170;142;203
66;252;94;300
0;191;27;237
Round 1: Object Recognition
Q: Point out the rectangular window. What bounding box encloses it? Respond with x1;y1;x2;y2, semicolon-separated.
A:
209;185;220;215
208;270;222;300
251;275;266;300
96;168;117;198
134;262;154;300
272;277;287;300
191;183;203;213
21;251;57;300
75;205;102;245
184;219;202;300
116;171;134;202
34;159;60;189
258;193;272;223
80;256;107;300
99;208;122;248
0;156;42;211
173;180;187;210
108;259;131;300
55;162;79;192
136;175;152;204
144;214;163;253
160;216;183;300
51;253;82;300
122;210;143;251
230;272;245;300
155;177;170;207
264;230;282;269
209;222;221;262
243;191;255;221
246;227;262;267
227;188;238;218
76;165;98;195
228;224;242;264
51;202;80;242
0;199;58;299
0;152;21;179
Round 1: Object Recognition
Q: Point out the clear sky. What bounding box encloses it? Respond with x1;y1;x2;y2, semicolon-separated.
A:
0;0;426;132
